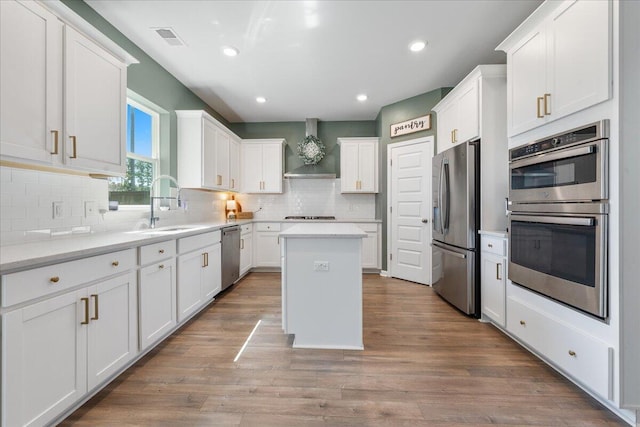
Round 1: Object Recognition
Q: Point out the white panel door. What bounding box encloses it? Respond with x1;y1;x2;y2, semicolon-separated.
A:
177;250;205;322
64;26;126;173
389;139;433;285
87;273;137;390
0;0;63;164
139;260;177;350
202;243;222;300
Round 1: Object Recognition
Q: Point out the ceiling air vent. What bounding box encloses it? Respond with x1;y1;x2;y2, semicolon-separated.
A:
152;27;185;47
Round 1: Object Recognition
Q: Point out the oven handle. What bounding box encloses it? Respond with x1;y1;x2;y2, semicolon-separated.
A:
431;242;467;259
511;215;595;227
510;144;596;169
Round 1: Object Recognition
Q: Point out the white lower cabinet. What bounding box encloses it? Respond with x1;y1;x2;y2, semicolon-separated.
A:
240;223;253;276
357;223;380;269
2;270;137;427
507;296;612;400
480;234;507;327
177;231;221;322
253;223;282;268
138;240;177;351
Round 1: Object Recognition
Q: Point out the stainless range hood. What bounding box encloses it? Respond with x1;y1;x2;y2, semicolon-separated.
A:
284;118;336;179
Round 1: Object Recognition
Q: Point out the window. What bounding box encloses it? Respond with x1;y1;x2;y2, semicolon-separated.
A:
109;98;159;206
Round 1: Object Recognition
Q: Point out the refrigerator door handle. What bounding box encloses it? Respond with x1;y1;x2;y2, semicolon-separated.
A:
431;242;467;259
442;160;450;233
438;157;446;234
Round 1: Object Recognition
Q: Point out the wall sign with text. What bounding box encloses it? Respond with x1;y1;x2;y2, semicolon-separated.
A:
390;114;431;137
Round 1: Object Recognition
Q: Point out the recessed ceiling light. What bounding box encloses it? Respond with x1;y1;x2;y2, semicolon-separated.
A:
409;40;426;52
222;46;239;57
256;97;267;103
356;94;368;102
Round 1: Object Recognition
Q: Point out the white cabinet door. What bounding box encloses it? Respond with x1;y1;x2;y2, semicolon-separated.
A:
261;143;284;193
547;0;610;120
361;231;379;269
86;272;137;391
508;28;547;136
202;118;217;188
358;141;378;192
436;101;457;153
240;233;253;275
481;253;506;327
254;232;281;267
201;243;221;300
456;80;479;143
229;139;240;191
177;250;205;322
64;26;126;174
214;127;230;189
139;260;176;350
0;0;63;165
2;290;87;427
241;143;264;193
340;143;359;192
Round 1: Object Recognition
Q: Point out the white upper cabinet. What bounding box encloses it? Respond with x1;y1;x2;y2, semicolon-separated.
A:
433;76;479;153
176;110;239;191
497;0;611;137
229;138;240;192
241;139;285;193
338;137;379;193
0;0;131;175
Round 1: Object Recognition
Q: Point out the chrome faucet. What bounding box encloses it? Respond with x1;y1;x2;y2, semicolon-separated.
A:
149;174;182;228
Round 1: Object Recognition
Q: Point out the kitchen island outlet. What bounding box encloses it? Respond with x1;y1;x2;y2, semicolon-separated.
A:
280;223;366;350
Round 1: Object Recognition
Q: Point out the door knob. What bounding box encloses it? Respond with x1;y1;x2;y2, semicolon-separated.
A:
421;218;429;223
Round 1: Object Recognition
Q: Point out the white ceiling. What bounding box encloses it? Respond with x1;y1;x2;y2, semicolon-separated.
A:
85;0;542;123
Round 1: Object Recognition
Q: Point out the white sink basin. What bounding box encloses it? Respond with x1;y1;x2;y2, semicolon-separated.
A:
129;226;208;235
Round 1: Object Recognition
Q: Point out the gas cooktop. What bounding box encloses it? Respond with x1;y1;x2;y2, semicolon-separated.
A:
284;215;336;220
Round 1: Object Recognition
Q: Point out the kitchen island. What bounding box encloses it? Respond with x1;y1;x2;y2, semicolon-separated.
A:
279;223;366;350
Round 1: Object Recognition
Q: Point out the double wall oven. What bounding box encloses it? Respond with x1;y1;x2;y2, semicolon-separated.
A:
508;120;609;319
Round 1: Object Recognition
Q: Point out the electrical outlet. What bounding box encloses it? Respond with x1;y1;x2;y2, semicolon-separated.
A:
313;261;329;271
84;201;97;217
52;201;64;219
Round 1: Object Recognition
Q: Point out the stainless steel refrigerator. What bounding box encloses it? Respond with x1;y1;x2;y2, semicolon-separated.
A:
432;140;480;317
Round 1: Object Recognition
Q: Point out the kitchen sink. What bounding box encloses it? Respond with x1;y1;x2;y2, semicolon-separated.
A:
129;225;208;235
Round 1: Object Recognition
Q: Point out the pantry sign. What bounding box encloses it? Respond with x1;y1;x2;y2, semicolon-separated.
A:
390;114;431;137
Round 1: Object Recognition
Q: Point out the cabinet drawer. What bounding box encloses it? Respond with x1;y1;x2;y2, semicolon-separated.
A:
507;296;612;399
177;231;221;254
139;240;176;266
1;249;136;307
240;223;253;234
255;222;281;232
356;223;378;233
481;235;506;256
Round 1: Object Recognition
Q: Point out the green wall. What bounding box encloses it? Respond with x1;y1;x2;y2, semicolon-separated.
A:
60;0;228;179
229;121;377;176
375;88;451;270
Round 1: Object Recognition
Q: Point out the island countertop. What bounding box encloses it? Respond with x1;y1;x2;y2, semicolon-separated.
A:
279;223;366;238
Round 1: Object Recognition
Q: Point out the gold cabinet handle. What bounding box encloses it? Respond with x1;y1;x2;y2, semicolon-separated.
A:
240;238;244;250
111;261;119;267
90;294;99;320
544;93;551;116
158;264;165;269
202;252;208;268
450;129;454;143
69;135;77;158
536;97;544;118
519;320;526;326
50;130;59;154
49;276;60;283
453;129;458;143
159;249;165;254
231;178;235;189
496;263;502;280
81;297;89;325
568;350;576;357
216;174;222;186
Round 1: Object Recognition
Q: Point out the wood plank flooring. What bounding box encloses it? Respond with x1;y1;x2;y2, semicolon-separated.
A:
61;273;626;426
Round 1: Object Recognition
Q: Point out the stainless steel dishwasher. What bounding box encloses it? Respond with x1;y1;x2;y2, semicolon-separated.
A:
221;225;241;291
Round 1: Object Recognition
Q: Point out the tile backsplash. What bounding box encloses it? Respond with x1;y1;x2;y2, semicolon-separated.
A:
1;166;375;246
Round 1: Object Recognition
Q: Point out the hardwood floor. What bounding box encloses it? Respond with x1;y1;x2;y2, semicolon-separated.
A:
62;273;625;426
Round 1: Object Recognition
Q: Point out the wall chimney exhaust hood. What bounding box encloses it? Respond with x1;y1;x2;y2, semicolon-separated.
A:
284;118;336;179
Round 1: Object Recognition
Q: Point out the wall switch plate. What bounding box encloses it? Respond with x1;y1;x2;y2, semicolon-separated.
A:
52;201;64;219
84;201;97;217
314;261;329;271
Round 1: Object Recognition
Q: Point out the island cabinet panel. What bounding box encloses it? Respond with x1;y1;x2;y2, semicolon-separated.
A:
1;0;128;175
499;0;612;136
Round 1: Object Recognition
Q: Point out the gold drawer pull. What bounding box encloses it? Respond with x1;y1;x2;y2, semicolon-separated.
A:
50;130;59;154
568;350;576;357
536;97;544;118
69;135;77;158
519;320;526;326
81;297;89;325
111;261;119;267
159;264;165;269
159;249;165;254
49;276;60;283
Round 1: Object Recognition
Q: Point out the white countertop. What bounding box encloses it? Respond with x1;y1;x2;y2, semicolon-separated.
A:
279;223;367;238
